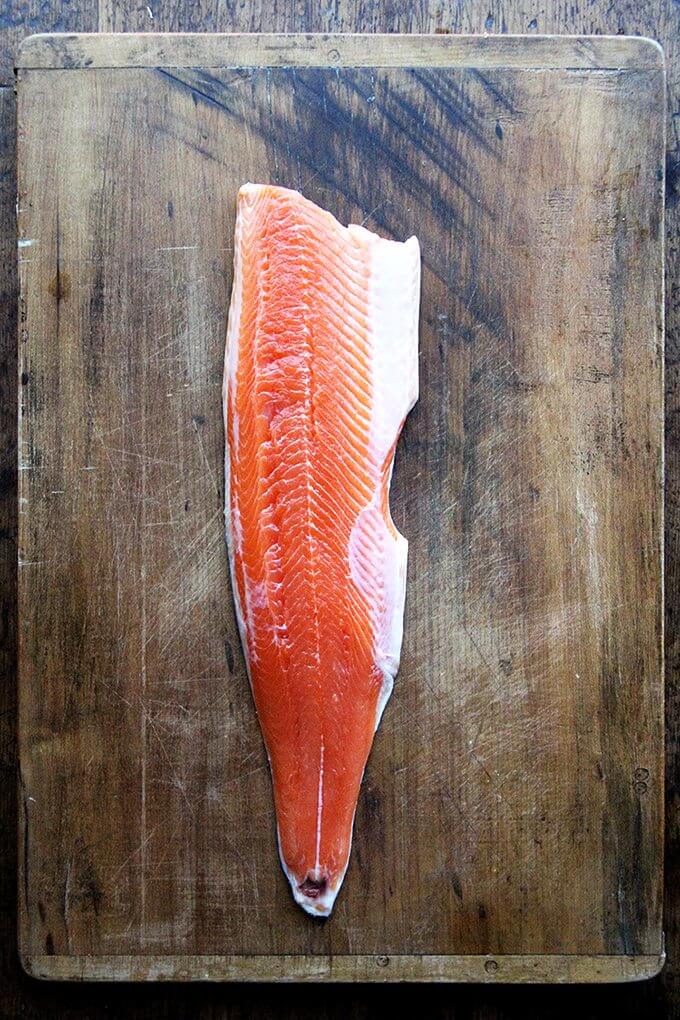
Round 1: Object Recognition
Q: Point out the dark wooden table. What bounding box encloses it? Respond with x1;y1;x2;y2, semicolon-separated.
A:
1;2;679;1017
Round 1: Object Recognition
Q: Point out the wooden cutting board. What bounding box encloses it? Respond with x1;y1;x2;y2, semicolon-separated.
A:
16;33;665;983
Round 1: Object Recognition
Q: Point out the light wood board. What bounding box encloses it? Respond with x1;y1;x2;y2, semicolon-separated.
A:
17;32;665;982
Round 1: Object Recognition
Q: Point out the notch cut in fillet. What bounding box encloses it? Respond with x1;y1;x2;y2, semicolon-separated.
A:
224;183;420;917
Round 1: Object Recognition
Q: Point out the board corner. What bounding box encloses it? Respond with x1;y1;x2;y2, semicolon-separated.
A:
631;35;665;72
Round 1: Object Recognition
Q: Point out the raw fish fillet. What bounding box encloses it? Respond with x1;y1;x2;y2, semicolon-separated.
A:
224;183;420;917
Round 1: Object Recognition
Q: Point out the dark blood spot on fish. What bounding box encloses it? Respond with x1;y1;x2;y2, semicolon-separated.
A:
299;875;328;899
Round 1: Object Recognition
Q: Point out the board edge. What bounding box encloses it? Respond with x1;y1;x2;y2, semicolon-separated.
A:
14;30;667;976
14;32;665;72
20;952;666;984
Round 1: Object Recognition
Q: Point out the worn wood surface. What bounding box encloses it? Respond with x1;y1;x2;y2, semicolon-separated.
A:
2;0;680;1017
16;33;664;983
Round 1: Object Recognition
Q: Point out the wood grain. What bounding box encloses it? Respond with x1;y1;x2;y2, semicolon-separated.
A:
16;34;664;983
0;81;18;1008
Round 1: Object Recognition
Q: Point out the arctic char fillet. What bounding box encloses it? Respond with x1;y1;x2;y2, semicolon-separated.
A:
224;183;420;916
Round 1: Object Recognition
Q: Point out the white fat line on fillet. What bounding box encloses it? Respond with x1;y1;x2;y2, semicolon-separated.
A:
297;220;325;881
314;739;325;875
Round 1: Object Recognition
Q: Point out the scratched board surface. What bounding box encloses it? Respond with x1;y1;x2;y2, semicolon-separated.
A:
17;34;664;982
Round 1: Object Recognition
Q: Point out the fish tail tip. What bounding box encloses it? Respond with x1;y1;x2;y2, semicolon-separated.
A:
289;872;339;919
